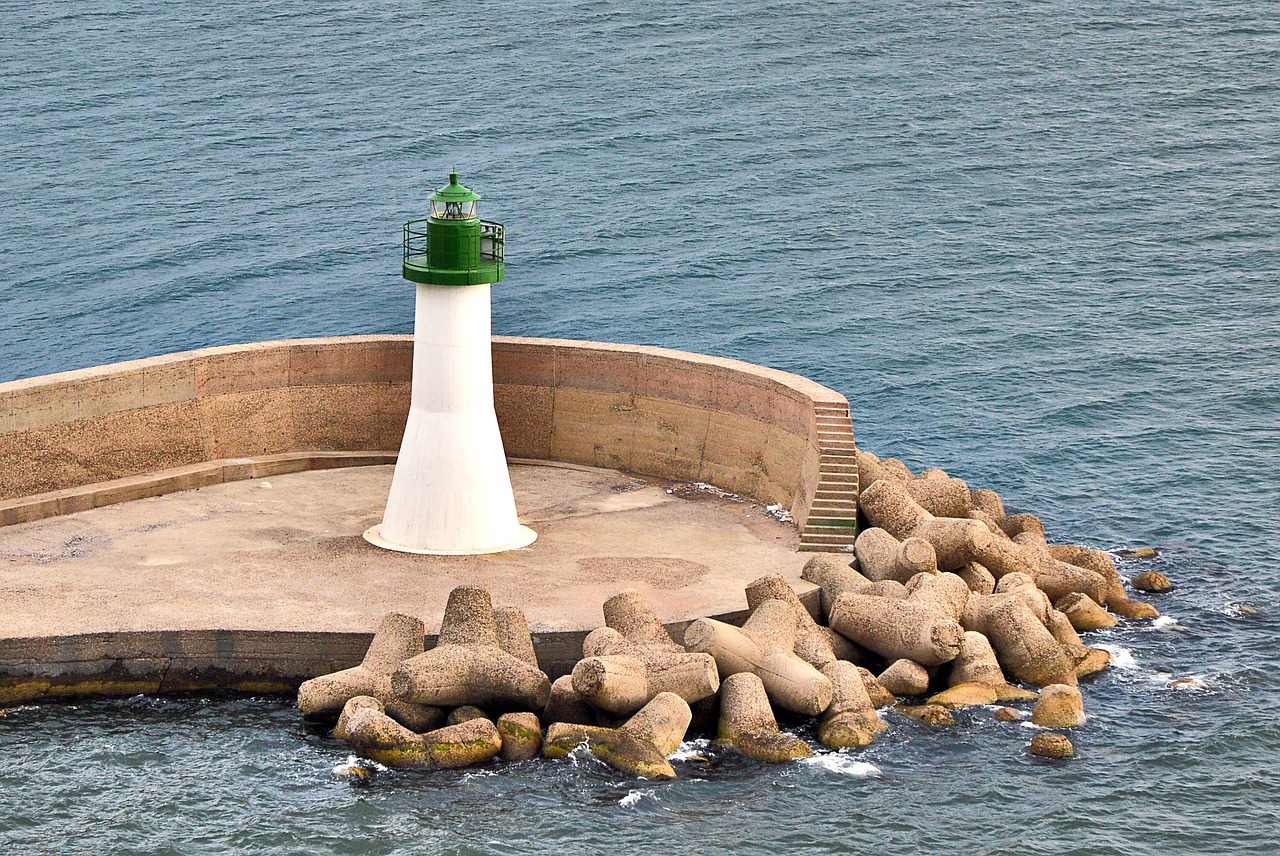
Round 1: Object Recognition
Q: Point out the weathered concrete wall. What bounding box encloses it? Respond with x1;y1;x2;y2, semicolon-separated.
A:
0;336;853;531
0;594;821;704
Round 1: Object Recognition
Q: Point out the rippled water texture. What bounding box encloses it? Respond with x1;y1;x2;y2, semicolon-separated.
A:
1;1;1278;853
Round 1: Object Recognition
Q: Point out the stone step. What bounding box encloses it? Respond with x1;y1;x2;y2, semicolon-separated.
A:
798;543;858;554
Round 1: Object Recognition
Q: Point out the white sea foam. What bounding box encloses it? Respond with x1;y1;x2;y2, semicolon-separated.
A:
1096;643;1138;670
668;737;711;761
619;789;657;808
802;754;881;777
1152;615;1179;629
332;755;384;781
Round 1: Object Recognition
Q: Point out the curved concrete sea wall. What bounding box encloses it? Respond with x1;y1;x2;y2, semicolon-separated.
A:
0;336;857;538
0;336;856;702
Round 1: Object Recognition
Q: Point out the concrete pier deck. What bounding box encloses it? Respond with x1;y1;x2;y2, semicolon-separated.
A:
0;462;815;701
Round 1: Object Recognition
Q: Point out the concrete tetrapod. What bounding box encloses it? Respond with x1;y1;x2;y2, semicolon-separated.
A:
956;561;997;595
817;661;888;749
571;625;719;716
717;672;813;762
684;599;833;716
1047;544;1159;618
543;692;692;780
744;573;863;667
1055;592;1119;631
967;513;1109;605
856;450;974;519
338;695;503;770
391;586;551;711
962;592;1077;687
297;612;443;732
877;658;930;696
800;554;909;620
544;675;596;726
858;478;993;572
905;571;971;622
828;593;964;667
947;631;1006;687
854;527;939;584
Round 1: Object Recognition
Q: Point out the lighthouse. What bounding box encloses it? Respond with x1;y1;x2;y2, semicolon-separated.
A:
363;173;537;555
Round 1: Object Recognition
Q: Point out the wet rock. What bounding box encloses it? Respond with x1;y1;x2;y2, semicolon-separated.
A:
1074;647;1112;678
817;661;887;749
1028;732;1074;759
993;706;1025;722
342;701;502;770
1119;547;1159;558
1109;597;1160;620
496;712;543;761
894;703;954;727
994;684;1040;703
332;695;384;742
1133;571;1173;593
975;527;1109;606
543;692;692;780
716;673;813;762
927;682;999;708
1031;684;1086;728
1168;677;1205;690
963;592;1077;687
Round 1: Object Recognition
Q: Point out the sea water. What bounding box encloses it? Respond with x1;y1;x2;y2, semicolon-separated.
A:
1;1;1277;853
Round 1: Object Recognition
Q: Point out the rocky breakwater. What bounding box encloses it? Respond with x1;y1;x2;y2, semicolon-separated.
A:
298;451;1172;779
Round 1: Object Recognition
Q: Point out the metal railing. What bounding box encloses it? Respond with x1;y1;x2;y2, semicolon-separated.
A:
403;218;505;267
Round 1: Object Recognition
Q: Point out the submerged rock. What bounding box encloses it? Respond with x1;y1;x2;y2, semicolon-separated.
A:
1031;684;1086;728
894;703;954;727
992;706;1025;722
1028;732;1074;759
1132;571;1173;593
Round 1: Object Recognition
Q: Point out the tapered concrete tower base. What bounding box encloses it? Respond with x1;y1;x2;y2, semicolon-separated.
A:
365;282;536;555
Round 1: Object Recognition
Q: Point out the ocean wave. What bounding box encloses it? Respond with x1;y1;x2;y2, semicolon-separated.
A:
801;753;881;777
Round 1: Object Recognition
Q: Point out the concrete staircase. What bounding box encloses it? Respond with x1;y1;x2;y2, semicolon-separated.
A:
798;402;860;553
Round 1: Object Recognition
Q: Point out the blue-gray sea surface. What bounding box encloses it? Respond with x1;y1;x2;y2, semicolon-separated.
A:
1;1;1277;853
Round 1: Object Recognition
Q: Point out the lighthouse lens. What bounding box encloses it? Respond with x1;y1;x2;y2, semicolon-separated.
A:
432;199;477;220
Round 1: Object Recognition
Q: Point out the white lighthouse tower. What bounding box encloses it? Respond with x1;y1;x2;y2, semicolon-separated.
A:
363;173;537;555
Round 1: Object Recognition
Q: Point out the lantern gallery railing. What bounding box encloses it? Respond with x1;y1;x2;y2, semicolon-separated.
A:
403;218;505;268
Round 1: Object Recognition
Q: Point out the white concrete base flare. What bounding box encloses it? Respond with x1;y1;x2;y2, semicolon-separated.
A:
370;281;535;556
362;523;537;556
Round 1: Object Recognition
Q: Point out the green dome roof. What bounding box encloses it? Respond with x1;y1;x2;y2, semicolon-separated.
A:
429;172;481;203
